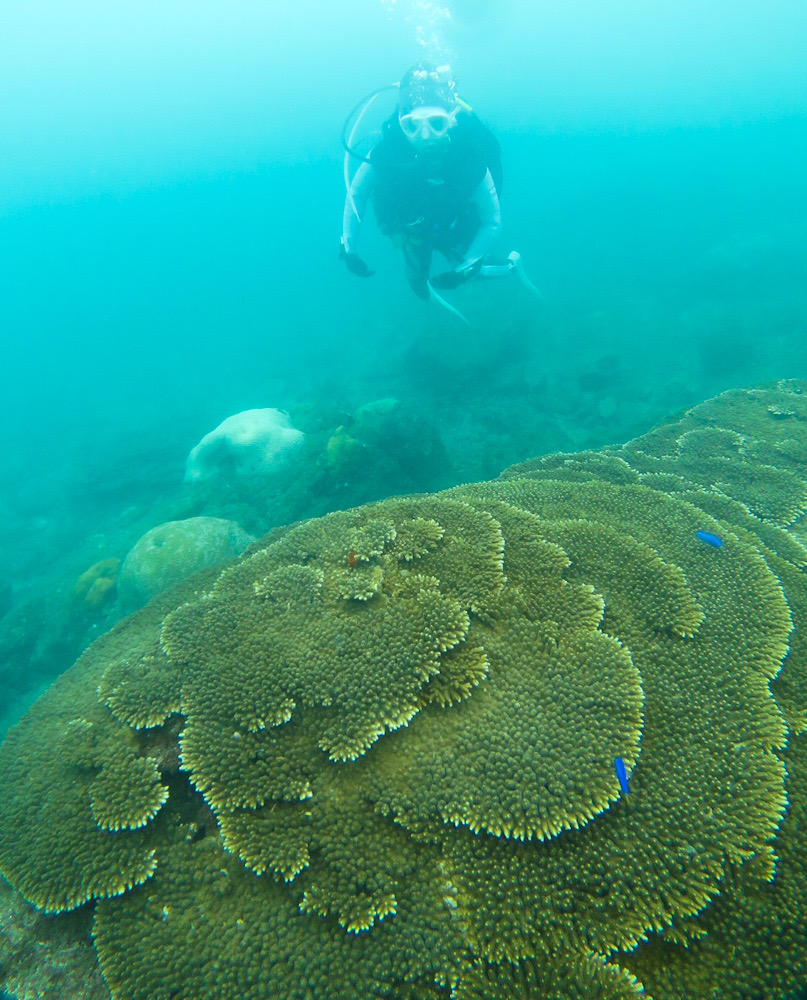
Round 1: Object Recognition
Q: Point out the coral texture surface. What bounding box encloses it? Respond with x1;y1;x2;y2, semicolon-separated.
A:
1;380;806;1000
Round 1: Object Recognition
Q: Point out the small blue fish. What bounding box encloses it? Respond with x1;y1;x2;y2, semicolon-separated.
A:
614;756;630;796
696;530;723;548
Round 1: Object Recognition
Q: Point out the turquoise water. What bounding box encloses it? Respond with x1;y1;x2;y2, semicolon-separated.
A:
0;8;806;717
0;2;804;744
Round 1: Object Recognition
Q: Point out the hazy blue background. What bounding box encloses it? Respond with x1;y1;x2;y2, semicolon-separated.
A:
1;0;806;730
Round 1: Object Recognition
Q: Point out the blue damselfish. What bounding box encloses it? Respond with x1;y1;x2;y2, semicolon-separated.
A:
696;530;723;548
614;756;630;796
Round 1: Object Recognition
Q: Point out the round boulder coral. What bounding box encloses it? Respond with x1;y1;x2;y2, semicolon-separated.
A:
184;408;305;482
117;516;254;612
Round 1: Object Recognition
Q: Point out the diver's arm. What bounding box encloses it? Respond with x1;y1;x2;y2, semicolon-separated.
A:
458;169;501;271
341;161;375;254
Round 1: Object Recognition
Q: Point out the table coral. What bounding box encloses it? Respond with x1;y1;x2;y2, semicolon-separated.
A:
1;379;806;1000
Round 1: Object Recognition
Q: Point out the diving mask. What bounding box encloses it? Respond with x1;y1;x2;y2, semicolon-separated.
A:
398;105;455;142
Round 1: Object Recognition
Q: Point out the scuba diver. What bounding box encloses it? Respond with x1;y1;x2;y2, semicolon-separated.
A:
340;62;529;311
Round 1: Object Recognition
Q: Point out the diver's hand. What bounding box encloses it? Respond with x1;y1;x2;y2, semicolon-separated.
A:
429;269;467;290
339;243;374;278
431;257;483;290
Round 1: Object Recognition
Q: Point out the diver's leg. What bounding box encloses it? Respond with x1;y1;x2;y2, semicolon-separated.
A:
402;242;432;300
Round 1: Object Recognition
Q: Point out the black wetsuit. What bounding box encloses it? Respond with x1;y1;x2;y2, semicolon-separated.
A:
371;111;501;244
342;110;502;298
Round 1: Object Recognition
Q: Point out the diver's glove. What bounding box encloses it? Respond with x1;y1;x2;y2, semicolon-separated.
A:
339;243;374;278
430;257;483;290
429;269;467;290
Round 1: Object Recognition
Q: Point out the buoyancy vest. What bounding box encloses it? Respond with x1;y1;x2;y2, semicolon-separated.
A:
370;110;502;238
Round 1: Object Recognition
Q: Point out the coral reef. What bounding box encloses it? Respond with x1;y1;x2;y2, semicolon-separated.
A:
179;398;450;543
72;558;120;611
0;380;806;999
0;877;109;1000
184;408;305;482
117;516;254;612
324;424;364;473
